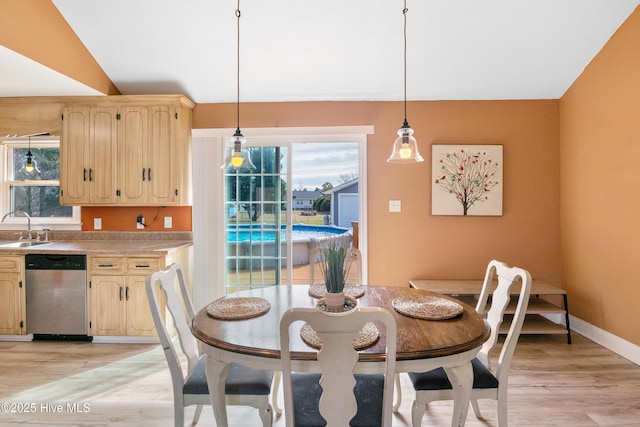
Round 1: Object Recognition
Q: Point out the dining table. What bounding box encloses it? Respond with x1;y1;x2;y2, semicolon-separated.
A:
191;284;490;427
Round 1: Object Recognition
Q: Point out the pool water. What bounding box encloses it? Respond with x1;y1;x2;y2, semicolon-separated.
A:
227;224;349;243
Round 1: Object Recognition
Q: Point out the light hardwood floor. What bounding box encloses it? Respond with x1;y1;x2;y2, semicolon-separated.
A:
1;332;639;426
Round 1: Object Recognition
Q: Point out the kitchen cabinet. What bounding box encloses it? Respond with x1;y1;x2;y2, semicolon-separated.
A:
0;256;26;335
60;95;194;206
89;256;164;337
118;105;180;204
60;106;118;205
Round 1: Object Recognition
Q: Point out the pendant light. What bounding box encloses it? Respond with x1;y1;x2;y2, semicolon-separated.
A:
221;0;255;170
25;136;34;172
387;0;424;164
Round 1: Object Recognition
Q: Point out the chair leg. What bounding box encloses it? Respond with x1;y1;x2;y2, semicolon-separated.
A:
191;405;203;426
272;371;283;416
496;391;508;427
393;373;402;412
175;404;185;427
411;399;427;427
470;399;483;419
259;404;273;427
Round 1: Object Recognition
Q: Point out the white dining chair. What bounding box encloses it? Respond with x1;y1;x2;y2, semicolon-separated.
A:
146;262;275;427
279;307;397;427
407;260;532;427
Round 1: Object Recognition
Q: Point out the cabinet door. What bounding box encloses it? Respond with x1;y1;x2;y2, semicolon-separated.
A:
147;105;177;204
118;106;148;204
125;276;158;336
0;273;23;335
89;107;118;204
60;106;91;205
90;275;125;336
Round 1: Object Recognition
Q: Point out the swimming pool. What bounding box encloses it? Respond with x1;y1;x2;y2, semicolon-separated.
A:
227;224;349;243
227;224;352;269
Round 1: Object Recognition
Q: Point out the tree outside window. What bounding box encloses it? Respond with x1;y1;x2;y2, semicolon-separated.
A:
5;143;72;219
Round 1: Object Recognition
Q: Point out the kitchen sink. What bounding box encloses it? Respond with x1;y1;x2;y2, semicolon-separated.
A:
0;241;52;248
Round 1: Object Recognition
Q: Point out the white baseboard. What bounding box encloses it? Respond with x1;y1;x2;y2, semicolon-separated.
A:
567;315;640;365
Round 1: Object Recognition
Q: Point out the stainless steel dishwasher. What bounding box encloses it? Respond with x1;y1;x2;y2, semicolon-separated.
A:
25;254;89;339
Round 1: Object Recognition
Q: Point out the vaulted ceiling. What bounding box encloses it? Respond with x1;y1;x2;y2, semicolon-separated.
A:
2;0;639;104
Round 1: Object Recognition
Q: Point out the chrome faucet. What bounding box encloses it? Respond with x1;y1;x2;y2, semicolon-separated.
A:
1;209;32;240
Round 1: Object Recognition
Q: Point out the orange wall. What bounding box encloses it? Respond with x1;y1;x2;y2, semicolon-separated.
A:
194;99;562;288
81;206;192;232
0;0;118;96
559;6;640;345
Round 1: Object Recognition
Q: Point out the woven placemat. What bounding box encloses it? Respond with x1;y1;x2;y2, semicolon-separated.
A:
392;295;464;320
206;297;270;320
308;283;366;299
300;322;379;350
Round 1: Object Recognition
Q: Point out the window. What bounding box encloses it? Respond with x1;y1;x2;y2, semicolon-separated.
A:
1;137;80;227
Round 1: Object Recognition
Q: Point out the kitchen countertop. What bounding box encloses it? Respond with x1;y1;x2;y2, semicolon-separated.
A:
0;240;192;256
0;231;192;256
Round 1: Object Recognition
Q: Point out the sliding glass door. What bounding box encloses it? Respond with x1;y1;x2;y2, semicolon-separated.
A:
224;146;289;291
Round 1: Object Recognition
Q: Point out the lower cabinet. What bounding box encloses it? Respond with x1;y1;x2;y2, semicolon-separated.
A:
0;256;25;335
89;256;164;337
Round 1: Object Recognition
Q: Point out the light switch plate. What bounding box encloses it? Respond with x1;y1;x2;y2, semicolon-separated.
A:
93;218;102;230
164;216;173;229
389;200;402;212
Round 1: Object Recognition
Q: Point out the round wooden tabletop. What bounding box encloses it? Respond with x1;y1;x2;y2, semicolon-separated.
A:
191;285;490;362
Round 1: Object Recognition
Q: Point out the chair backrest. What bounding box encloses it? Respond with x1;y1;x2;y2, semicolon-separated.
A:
309;246;363;285
475;260;532;383
146;262;200;391
279;307;396;427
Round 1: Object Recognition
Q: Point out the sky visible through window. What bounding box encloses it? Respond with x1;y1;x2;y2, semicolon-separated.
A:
291;142;358;191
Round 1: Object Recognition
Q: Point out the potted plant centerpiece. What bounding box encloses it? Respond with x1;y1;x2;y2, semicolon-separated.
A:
318;235;354;311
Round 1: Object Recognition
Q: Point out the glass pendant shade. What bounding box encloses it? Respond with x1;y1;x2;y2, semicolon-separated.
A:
25;151;34;172
387;122;424;163
220;129;256;170
25;136;35;172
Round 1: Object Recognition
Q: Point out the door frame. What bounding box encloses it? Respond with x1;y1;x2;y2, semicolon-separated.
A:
191;126;373;310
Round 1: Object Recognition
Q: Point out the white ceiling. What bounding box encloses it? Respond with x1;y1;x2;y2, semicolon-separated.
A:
3;0;639;103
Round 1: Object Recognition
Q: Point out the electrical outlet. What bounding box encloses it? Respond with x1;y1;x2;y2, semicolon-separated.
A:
136;215;145;229
164;216;173;229
93;218;102;230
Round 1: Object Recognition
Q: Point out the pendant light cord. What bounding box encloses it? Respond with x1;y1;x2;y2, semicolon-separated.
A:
235;0;241;133
403;0;409;126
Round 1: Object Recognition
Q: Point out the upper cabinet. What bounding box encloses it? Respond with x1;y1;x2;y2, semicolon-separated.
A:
60;95;193;206
60;106;119;204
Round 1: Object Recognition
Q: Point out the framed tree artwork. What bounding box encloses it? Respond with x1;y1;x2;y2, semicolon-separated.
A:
432;144;503;216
